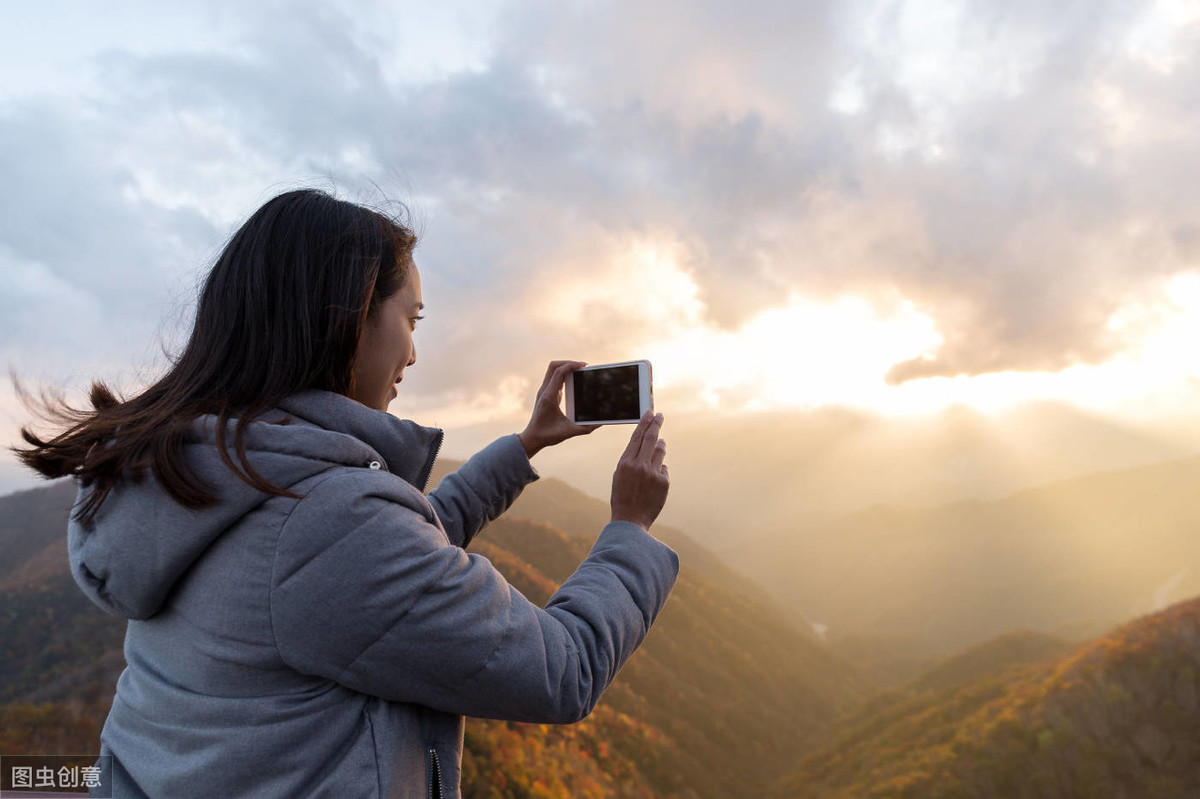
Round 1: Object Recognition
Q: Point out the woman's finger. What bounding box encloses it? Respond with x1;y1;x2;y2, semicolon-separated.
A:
537;361;558;393
538;360;583;394
622;411;654;460
545;361;582;403
650;438;666;470
638;413;664;462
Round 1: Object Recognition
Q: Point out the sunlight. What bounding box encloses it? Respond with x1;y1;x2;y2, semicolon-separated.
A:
538;236;1200;421
1130;272;1200;378
883;272;1200;416
651;271;1200;418
841;273;1200;417
539;236;705;334
647;294;944;411
1126;0;1200;74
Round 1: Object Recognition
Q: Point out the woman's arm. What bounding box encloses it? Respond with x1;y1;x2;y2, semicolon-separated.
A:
426;361;597;547
426;434;537;548
270;468;677;723
271;408;672;722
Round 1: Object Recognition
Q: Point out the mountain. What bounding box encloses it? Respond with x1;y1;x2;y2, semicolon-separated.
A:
907;630;1071;695
0;479;79;591
772;596;1200;798
437;459;818;639
513;401;1200;555
0;481;127;706
0;469;866;797
732;454;1200;682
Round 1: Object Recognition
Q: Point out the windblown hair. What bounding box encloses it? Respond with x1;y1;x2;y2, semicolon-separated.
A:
14;188;417;524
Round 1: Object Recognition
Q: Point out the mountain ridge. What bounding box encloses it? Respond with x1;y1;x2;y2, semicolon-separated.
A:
0;467;864;797
774;594;1200;797
733;451;1200;681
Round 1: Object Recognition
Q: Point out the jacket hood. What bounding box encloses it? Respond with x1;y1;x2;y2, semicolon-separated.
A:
68;390;443;620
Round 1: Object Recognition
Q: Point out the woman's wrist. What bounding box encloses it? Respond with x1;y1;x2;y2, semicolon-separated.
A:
517;431;542;460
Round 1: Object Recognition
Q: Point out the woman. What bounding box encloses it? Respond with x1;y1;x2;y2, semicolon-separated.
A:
16;189;677;798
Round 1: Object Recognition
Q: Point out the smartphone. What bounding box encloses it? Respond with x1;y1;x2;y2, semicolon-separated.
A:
565;360;654;424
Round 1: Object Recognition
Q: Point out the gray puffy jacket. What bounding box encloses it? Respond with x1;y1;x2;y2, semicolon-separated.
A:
69;390;679;798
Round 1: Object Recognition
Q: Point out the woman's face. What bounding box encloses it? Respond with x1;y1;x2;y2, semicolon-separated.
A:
349;263;424;411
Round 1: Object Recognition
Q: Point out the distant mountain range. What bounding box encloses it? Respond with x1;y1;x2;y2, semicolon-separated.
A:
733;454;1200;683
773;597;1200;797
524;400;1200;556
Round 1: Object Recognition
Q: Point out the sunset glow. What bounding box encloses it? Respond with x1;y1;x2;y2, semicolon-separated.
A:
566;240;1200;419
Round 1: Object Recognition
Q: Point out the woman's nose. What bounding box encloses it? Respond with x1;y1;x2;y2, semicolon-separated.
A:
408;346;417;367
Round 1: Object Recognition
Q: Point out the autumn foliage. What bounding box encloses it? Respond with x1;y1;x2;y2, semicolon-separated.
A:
774;597;1200;798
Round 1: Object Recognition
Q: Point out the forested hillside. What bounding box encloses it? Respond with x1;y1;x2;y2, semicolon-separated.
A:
0;474;864;797
774;597;1200;798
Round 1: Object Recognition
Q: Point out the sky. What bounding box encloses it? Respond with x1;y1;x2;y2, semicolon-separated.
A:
2;0;1200;502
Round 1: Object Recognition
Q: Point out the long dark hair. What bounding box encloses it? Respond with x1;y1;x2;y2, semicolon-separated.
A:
14;188;417;523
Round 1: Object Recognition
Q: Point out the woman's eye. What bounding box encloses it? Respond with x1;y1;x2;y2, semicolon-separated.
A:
410;315;425;329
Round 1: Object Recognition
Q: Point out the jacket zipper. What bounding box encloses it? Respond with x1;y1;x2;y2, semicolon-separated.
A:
427;747;443;799
418;429;445;493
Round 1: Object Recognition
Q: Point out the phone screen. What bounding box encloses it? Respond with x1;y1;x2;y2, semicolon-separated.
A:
572;365;641;422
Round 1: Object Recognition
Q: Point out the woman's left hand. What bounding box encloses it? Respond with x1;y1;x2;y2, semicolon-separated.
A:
518;360;600;459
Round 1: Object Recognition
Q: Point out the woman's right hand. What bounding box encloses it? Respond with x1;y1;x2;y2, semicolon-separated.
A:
610;411;670;531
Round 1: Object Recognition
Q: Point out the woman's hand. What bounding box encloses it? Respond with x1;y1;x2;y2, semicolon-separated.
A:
610;411;670;531
517;361;600;459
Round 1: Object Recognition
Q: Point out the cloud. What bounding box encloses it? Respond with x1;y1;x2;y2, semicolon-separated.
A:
486;0;1200;383
0;96;223;381
2;0;1199;435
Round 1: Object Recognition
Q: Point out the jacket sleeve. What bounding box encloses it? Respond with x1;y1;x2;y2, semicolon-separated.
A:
270;469;679;723
426;434;539;548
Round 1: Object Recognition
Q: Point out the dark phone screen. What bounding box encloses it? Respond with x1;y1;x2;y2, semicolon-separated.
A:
572;365;641;421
